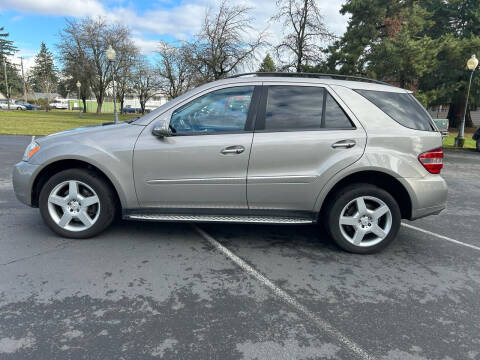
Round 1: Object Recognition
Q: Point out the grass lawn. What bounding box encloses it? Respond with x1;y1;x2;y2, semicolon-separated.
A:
443;135;476;149
443;128;477;149
0;110;139;136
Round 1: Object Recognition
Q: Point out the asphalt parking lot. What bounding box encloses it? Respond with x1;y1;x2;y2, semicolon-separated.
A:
0;135;479;360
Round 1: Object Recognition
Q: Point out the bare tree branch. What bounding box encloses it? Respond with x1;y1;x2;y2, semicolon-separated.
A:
187;0;266;80
273;0;334;72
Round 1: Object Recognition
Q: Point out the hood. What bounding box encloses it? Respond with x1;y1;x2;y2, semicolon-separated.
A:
36;122;141;145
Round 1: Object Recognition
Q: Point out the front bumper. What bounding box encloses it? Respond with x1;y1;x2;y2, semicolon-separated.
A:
12;161;39;207
399;175;448;220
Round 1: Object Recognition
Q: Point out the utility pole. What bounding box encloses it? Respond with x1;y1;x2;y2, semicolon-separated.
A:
3;58;9;110
20;57;27;103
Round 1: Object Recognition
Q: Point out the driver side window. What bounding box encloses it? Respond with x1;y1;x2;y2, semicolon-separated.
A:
170;86;254;134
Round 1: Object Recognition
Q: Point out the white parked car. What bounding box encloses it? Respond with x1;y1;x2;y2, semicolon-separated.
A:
0;100;26;110
49;99;69;109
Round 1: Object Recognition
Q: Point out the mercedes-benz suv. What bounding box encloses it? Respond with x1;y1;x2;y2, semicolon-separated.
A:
13;73;447;253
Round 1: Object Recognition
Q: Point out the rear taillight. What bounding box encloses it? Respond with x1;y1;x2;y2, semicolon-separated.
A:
418;147;443;174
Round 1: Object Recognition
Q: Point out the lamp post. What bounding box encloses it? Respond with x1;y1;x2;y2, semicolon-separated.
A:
455;54;479;147
76;81;82;119
106;45;118;124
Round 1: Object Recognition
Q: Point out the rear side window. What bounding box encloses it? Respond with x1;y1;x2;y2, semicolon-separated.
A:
261;86;354;131
264;86;324;130
324;94;353;129
355;90;433;131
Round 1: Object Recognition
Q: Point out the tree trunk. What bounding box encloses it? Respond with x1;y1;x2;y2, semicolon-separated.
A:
448;96;474;128
96;100;103;114
82;97;87;113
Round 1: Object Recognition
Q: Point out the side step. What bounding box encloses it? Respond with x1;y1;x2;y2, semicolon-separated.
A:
124;213;313;224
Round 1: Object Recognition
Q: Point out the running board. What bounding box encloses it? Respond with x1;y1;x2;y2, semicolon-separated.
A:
124;213;313;224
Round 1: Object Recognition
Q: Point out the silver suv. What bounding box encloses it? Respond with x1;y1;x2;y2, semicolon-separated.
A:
13;73;447;253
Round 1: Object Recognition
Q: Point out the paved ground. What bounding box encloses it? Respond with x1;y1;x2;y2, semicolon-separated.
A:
0;135;479;360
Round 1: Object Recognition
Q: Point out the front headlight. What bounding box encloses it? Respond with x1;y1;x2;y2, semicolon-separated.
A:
23;141;40;161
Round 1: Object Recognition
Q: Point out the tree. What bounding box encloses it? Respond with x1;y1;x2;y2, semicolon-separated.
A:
0;26;17;61
420;0;480;128
30;42;58;109
58;18;137;114
0;26;19;102
273;0;333;72
132;58;160;114
326;0;401;75
258;53;276;72
187;0;265;80
156;41;195;99
116;53;137;114
364;4;438;92
327;0;480;128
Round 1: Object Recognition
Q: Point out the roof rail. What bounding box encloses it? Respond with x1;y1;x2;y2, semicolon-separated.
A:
228;72;392;86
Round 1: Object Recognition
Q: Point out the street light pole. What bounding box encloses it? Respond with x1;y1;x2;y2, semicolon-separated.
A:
76;81;82;119
20;57;27;103
455;54;479;148
106;45;118;124
112;70;118;124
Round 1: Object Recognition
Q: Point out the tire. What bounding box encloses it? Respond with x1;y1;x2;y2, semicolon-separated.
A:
17;107;24;111
324;183;401;254
39;168;117;239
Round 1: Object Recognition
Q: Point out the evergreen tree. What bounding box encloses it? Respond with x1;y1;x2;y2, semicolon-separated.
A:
30;42;58;107
258;54;276;72
0;26;17;61
0;26;20;99
326;0;480;128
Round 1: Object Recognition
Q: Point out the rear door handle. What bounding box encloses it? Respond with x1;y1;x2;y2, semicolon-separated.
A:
332;140;356;149
221;145;245;155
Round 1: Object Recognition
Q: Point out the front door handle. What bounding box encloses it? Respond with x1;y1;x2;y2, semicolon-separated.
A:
332;140;356;149
221;145;245;155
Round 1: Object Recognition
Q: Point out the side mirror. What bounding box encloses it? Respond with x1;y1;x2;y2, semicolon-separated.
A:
152;120;171;137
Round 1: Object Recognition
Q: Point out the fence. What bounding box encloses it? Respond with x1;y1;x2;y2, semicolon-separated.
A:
68;100;119;113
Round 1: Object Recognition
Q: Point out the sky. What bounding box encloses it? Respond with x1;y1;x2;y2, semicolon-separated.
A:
0;0;349;72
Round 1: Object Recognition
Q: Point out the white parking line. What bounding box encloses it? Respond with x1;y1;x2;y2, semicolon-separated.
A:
401;223;480;251
194;225;376;360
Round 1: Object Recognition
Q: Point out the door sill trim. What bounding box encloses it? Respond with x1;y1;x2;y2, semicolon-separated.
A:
124;213;313;224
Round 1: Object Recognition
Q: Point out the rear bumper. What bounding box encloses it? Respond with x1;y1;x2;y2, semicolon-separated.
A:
12;161;39;207
399;175;448;220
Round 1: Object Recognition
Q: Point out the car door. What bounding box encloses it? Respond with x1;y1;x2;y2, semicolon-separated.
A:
247;82;367;213
133;84;260;210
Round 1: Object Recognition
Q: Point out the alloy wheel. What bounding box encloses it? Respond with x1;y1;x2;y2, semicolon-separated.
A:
338;196;392;247
47;180;101;232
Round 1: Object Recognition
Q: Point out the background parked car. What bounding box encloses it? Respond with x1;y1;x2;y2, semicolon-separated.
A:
15;100;41;110
122;105;141;113
49;99;69;109
0;100;26;110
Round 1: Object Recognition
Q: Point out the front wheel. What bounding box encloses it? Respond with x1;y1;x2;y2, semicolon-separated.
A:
39;168;117;239
324;183;401;254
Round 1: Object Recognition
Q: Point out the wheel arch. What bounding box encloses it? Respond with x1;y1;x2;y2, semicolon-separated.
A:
31;159;122;210
317;170;413;220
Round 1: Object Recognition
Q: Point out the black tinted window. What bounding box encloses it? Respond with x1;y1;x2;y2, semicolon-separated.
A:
265;86;324;130
170;86;253;134
324;94;353;128
355;90;433;131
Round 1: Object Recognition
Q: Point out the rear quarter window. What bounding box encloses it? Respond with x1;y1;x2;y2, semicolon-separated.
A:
355;89;434;131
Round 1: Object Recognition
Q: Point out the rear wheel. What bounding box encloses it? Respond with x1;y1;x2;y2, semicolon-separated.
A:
39;168;116;238
324;183;401;254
